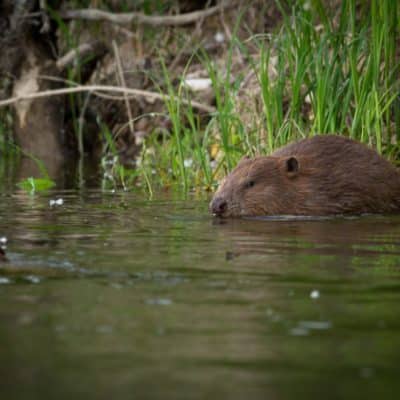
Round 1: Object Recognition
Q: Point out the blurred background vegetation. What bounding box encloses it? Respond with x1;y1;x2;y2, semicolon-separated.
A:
0;0;399;193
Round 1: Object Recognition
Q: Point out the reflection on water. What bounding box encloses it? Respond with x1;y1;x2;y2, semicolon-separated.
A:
0;190;400;399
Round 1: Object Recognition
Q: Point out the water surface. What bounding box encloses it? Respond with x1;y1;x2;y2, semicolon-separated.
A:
1;190;400;399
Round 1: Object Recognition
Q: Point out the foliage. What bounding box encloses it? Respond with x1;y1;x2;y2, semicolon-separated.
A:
1;0;399;192
133;0;400;193
17;177;56;193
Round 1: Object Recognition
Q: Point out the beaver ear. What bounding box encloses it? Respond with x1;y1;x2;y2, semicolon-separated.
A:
281;156;299;177
286;157;298;172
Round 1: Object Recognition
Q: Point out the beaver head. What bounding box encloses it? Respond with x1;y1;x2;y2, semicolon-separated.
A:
210;154;304;217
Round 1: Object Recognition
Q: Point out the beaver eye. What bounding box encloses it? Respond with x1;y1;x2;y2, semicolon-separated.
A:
245;180;255;188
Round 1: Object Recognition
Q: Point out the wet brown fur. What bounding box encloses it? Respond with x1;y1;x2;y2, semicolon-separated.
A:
210;135;400;217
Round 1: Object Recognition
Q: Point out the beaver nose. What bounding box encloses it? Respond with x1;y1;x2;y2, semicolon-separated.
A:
210;197;227;216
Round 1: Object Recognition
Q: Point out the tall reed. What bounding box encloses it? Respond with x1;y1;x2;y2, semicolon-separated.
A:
86;0;400;191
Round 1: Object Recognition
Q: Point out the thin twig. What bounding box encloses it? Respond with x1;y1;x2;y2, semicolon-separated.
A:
219;4;244;65
112;41;134;135
108;23;135;38
78;92;91;157
56;42;103;70
0;85;216;113
38;75;156;101
61;1;232;26
78;92;91;188
169;0;213;72
39;0;51;33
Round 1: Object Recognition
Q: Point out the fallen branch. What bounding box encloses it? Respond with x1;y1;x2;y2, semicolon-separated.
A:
0;85;216;114
56;42;105;70
61;1;232;27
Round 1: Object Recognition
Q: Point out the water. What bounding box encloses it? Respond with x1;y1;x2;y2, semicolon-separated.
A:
1;189;400;399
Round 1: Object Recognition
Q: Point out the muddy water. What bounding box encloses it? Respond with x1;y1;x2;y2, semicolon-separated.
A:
0;190;400;399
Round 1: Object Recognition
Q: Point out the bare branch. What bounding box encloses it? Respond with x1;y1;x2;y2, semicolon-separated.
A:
56;42;105;70
0;85;216;114
61;1;232;27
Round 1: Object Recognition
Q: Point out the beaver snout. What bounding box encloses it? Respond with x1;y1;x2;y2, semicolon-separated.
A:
210;196;227;216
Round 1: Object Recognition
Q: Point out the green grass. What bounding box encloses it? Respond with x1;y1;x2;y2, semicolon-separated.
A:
131;0;399;193
1;0;399;192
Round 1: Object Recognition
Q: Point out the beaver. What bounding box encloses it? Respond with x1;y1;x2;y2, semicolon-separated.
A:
210;135;400;217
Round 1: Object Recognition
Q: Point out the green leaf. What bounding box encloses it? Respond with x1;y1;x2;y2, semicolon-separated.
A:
17;177;56;193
